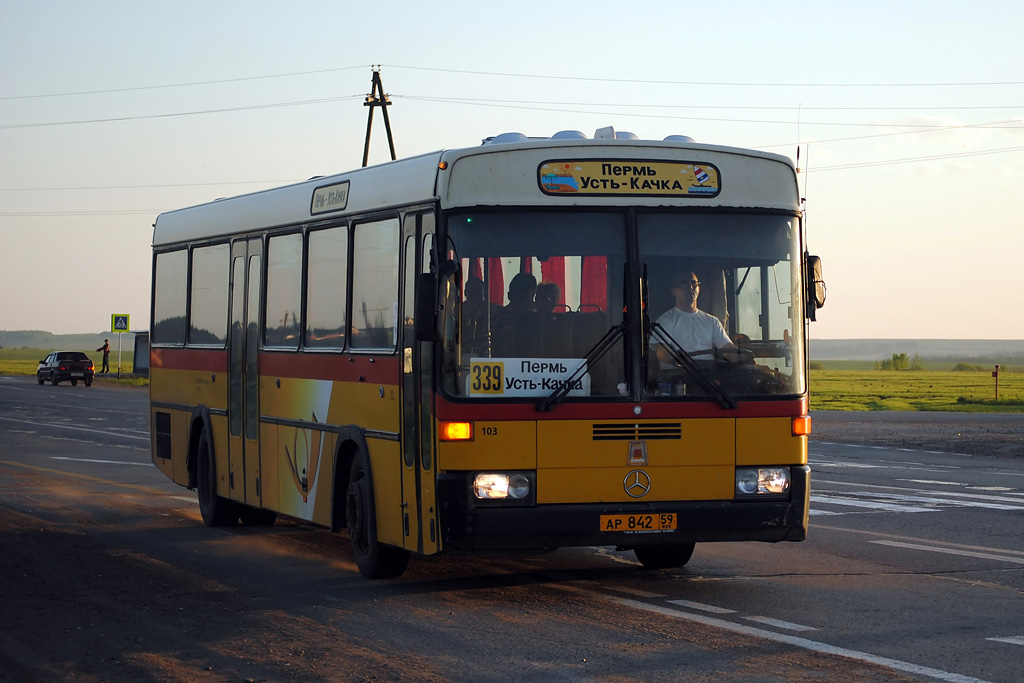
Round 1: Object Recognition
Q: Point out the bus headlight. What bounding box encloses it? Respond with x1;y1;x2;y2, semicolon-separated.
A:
472;472;535;506
735;467;791;497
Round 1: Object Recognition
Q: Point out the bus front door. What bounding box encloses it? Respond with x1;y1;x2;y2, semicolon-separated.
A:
400;214;440;555
228;238;264;509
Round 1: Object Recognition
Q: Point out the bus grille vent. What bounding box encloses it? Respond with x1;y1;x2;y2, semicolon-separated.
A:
592;423;681;441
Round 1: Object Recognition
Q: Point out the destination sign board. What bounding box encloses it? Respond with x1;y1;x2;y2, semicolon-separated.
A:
310;180;350;215
539;160;720;198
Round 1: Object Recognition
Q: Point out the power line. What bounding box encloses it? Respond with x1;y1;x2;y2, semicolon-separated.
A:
4;143;1024;216
401;95;1024;130
757;117;1024;150
0;210;160;217
6;62;1023;104
0;65;368;101
400;95;1024;112
0;95;363;130
0;180;302;192
810;145;1024;172
387;64;1024;88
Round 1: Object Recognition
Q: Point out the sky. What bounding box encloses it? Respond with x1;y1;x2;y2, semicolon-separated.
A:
2;1;1022;340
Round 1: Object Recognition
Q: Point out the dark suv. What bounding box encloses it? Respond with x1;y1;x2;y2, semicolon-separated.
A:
37;351;95;387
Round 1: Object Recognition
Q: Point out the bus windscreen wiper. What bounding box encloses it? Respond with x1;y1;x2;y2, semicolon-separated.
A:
536;321;626;412
649;322;737;410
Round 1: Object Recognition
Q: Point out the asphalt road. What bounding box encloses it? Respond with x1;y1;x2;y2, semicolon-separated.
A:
1;375;1022;682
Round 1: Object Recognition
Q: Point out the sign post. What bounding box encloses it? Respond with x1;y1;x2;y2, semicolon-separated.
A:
111;314;130;379
993;364;1000;401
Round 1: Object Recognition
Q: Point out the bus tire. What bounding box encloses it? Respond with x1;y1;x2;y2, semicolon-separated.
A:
633;542;696;570
346;455;410;579
196;429;238;527
239;507;277;526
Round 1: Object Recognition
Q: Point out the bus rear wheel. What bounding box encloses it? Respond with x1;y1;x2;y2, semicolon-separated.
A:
196;429;239;527
346;455;410;579
633;543;696;570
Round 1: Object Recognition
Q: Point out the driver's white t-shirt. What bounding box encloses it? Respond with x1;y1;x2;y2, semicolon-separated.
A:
652;307;732;364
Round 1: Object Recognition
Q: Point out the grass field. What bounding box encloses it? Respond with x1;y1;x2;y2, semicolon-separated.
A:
2;348;1021;411
809;369;1022;412
0;347;143;385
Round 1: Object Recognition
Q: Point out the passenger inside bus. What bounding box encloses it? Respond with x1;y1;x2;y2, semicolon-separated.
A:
535;281;563;313
492;272;537;357
461;277;490;349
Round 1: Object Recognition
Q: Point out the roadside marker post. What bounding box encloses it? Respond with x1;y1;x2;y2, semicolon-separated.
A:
993;364;1000;401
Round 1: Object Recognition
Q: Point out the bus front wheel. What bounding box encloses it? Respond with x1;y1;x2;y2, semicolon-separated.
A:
633;543;696;570
196;429;239;527
346;455;410;579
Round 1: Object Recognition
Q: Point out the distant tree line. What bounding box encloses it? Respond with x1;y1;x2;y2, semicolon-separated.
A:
875;353;925;371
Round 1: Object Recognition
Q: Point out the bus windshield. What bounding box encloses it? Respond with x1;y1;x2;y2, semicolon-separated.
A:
443;210;804;402
639;212;805;400
445;211;627;399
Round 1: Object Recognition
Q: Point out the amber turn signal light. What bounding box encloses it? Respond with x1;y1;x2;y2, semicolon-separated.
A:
439;421;472;441
792;416;812;436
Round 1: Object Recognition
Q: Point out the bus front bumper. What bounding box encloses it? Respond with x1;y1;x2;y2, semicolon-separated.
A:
438;465;810;552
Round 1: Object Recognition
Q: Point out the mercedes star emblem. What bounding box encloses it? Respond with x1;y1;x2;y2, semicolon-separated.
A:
623;469;652;498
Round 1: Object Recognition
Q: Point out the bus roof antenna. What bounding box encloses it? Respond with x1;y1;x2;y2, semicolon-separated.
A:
362;65;396;167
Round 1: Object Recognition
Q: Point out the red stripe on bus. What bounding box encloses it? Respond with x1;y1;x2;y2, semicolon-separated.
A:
259;351;400;383
151;347;400;384
151;347;228;373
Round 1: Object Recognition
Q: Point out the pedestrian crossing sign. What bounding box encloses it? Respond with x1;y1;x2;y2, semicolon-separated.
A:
111;314;130;333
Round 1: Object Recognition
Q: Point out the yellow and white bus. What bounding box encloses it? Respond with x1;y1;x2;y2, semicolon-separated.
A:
149;127;825;578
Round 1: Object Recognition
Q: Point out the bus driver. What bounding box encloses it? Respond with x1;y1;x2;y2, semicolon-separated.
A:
652;271;739;367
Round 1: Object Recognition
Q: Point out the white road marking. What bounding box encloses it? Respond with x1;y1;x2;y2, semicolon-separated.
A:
986;636;1024;646
811;494;934;513
814;442;971;458
871;540;1024;565
666;599;736;614
605;594;992;683
171;496;198;505
50;456;151;467
812;524;1024;559
606;586;665;598
742;616;817;631
0;415;149;440
814;479;1024;507
853;491;1024;511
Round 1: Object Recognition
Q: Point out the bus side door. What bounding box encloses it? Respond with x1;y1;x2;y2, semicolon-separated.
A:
400;212;440;555
228;237;264;508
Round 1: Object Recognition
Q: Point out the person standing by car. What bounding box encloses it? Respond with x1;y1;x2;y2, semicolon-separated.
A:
97;339;111;374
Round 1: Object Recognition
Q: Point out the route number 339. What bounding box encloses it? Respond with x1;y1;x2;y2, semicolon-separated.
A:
470;361;504;394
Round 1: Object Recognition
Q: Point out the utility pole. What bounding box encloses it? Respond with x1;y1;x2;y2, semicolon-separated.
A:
362;65;396;167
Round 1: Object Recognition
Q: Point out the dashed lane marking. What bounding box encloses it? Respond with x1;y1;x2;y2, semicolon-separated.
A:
742;616;817;631
666;599;736;614
51;456;151;467
871;540;1024;565
986;636;1024;646
601;593;992;683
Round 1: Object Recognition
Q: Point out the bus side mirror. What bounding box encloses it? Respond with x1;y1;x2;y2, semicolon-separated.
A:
805;254;826;321
414;272;439;341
